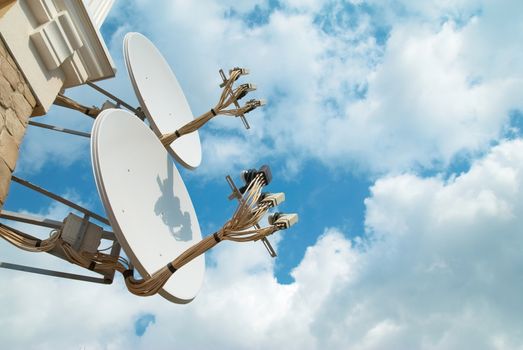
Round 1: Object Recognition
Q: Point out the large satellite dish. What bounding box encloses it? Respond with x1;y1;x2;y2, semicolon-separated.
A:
91;108;204;303
124;32;202;170
0;30;297;305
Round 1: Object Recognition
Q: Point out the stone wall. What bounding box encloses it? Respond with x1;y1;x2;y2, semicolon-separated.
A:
0;37;36;208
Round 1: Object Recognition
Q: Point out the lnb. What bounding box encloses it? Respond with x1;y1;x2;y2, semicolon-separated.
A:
268;212;299;230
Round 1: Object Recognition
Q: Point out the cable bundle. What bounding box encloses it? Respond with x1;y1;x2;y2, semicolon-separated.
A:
0;223;61;253
54;93;101;117
118;173;283;297
0;172;297;299
60;242;120;273
0;223;119;273
160;68;264;147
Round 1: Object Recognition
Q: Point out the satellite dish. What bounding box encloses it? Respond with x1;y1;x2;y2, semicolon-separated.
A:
0;30;293;304
123;32;202;170
91;108;204;303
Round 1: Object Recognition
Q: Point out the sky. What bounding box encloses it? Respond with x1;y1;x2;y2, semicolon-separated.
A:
1;0;523;348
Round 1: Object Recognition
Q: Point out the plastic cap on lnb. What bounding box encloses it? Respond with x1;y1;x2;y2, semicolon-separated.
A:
257;165;272;185
239;164;272;194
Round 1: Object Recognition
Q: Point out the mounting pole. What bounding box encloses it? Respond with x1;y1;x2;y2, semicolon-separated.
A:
0;210;115;240
10;176;110;226
28;121;91;138
0;261;112;284
86;81;146;120
0;222;118;284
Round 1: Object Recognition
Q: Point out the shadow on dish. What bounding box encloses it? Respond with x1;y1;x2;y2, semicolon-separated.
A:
154;156;193;241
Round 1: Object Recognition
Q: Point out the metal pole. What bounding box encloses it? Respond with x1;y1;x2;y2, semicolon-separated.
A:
86;81;138;113
28;121;91;138
0;261;112;284
10;176;110;226
0;212;115;240
0;210;62;229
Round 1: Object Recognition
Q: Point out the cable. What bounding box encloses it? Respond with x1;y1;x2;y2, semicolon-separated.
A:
159;68;265;147
117;173;295;297
0;223;118;273
54;93;101;118
0;176;298;298
0;224;61;253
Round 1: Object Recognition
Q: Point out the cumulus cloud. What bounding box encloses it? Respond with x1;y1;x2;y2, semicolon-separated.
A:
17;121;90;174
3;138;523;349
5;1;523;349
17;86;113;174
95;0;523;177
22;0;523;177
319;138;523;349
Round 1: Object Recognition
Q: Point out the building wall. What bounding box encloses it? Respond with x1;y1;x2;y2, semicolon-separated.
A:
0;36;36;208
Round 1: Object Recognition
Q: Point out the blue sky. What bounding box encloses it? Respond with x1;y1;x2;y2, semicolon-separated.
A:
2;0;523;349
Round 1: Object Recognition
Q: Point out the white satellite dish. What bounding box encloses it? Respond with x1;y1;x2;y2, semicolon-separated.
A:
0;30;290;304
91;108;205;303
124;32;202;170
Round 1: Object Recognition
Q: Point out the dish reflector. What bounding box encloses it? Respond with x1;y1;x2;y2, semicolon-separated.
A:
124;32;202;169
91;109;204;303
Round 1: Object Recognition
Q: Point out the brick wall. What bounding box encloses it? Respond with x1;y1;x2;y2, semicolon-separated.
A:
0;37;36;208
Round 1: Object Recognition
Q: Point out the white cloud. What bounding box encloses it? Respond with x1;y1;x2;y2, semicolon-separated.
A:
5;1;523;348
91;0;522;178
18;86;113;174
16;0;523;178
194;132;269;178
3;138;523;349
17;122;89;174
